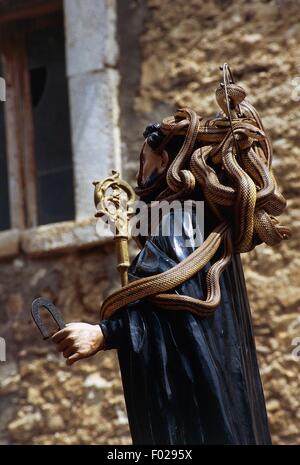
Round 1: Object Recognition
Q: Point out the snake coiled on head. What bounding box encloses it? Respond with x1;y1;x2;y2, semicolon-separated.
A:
100;81;291;321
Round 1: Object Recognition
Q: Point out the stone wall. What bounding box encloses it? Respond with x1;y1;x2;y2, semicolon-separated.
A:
0;0;131;445
122;0;299;445
64;0;121;219
0;244;132;444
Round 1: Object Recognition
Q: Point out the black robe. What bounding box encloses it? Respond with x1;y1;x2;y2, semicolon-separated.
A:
99;207;271;445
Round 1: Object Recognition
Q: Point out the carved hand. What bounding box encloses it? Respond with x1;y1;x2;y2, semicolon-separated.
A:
52;323;105;366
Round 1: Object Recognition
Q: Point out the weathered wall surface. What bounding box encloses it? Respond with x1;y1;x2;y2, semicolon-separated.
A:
123;0;299;445
0;244;132;444
0;0;299;445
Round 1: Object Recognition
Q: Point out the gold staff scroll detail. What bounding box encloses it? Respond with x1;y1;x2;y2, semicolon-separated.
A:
93;170;136;287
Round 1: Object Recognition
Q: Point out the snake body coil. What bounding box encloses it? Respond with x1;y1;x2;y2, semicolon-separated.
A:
100;79;291;321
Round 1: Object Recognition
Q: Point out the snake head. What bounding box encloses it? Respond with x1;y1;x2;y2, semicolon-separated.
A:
215;83;247;116
235;124;265;141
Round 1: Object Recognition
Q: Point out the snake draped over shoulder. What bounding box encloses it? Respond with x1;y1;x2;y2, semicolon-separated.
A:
100;82;291;321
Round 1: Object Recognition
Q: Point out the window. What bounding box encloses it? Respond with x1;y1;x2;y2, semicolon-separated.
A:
0;8;74;230
0;0;121;257
27;23;74;225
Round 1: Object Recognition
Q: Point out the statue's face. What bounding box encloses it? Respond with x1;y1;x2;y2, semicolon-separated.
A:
136;142;169;188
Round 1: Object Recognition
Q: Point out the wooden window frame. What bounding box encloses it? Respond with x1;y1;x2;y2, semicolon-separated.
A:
0;8;63;230
0;0;62;25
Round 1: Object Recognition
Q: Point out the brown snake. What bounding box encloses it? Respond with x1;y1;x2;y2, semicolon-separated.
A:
100;82;291;321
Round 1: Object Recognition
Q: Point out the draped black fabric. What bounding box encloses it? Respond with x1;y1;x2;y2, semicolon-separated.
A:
99;207;271;445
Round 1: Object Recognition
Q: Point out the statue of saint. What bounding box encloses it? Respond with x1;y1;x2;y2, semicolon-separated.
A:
53;74;290;445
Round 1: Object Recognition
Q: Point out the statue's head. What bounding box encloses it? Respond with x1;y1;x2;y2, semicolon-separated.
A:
135;122;185;201
133;104;290;253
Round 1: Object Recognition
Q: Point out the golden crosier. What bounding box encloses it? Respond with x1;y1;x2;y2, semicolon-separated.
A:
93;170;136;287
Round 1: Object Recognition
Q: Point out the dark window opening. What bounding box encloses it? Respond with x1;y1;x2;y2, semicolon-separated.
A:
26;20;75;225
0;58;10;232
30;66;47;108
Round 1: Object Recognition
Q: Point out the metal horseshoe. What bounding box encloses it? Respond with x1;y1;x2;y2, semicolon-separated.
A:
31;297;65;340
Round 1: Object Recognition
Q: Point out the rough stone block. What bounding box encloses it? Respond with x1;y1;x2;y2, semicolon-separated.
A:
68;69;121;219
64;0;118;77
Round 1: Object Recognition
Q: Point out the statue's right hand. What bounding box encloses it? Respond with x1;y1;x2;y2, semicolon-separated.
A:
51;322;105;366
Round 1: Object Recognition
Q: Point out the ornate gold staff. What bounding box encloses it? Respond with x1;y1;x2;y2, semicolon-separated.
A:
93;170;136;287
